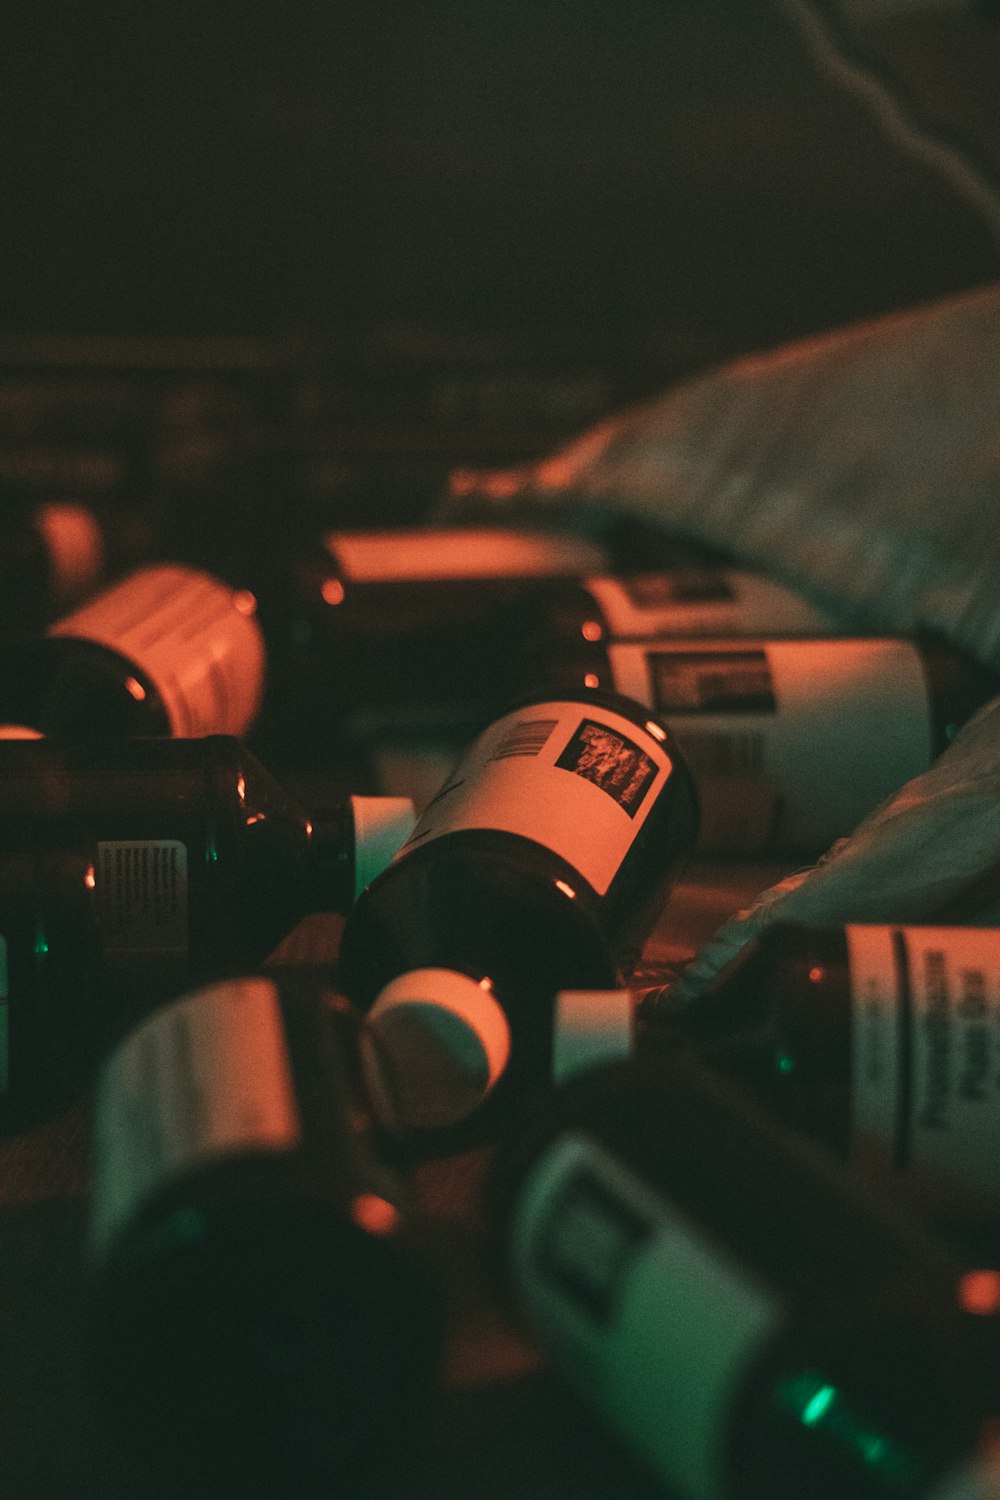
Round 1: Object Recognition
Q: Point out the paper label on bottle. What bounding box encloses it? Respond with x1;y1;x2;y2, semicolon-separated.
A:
0;937;8;1095
325;527;606;582
51;565;265;736
608;638;932;852
392;700;673;896
96;839;188;960
511;1132;782;1500
90;977;301;1258
847;925;1000;1193
585;570;835;639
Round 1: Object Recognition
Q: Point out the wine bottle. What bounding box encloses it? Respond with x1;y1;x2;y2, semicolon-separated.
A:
337;688;698;1141
89;972;443;1499
489;1047;1000;1500
0;735;415;1129
555;923;1000;1219
535;634;1000;854
0;562;266;738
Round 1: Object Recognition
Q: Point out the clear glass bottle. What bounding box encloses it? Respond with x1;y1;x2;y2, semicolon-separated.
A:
489;1047;1000;1500
89;972;443;1500
0;562;266;738
337;688;699;1145
0;735;414;1130
536;634;1000;853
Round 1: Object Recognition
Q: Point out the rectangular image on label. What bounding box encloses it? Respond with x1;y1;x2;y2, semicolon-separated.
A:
555;719;658;817
650;649;776;715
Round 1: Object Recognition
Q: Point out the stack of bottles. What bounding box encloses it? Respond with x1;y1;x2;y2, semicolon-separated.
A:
3;515;1000;1497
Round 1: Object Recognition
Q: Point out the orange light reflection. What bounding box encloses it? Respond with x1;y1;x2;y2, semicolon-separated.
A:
351;1193;401;1237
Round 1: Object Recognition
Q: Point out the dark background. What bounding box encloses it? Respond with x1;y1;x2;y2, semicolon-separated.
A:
2;0;998;367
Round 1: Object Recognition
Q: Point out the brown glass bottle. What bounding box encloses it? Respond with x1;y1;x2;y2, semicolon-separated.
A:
337;687;699;1146
284;524;612;741
559;922;1000;1221
89;972;443;1500
489;1047;1000;1500
0;562;266;738
0;736;414;1130
531;634;1000;853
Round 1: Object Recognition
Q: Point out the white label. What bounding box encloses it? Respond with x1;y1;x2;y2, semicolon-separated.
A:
847;925;1000;1195
96;840;188;959
585;570;837;639
325;526;606;582
392;700;673;896
51;565;265;737
90;977;301;1258
0;936;7;1095
512;1133;782;1500
608;638;932;852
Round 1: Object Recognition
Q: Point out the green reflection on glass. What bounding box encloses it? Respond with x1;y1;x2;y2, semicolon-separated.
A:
775;1051;796;1076
773;1369;923;1490
137;1206;208;1262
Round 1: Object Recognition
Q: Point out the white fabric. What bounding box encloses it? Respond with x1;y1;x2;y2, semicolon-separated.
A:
439;283;1000;1001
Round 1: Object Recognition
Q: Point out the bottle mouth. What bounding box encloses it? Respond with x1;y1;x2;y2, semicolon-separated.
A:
361;968;512;1131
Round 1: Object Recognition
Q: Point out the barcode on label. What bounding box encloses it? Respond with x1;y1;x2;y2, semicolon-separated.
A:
491;717;558;761
673;730;766;775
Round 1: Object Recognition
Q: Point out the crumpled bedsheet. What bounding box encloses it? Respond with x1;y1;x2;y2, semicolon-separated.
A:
438;281;1000;1001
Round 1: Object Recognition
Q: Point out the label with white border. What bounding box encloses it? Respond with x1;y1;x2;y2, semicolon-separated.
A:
585;570;836;639
512;1132;782;1500
326;527;606;582
608;638;932;851
392;700;673;896
847;925;1000;1192
90;977;301;1258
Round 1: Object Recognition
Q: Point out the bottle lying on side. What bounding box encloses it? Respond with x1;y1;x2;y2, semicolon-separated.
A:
336;686;699;1149
0;734;414;1131
553;922;1000;1226
88;971;444;1500
0;562;265;739
487;1044;1000;1500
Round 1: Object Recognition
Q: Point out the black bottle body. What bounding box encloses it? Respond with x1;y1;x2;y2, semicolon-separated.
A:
0;736;368;1131
285;525;612;742
89;973;443;1499
338;689;699;1136
646;922;1000;1221
490;1049;1000;1500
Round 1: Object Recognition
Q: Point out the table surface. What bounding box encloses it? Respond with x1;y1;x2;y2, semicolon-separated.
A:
0;855;787;1500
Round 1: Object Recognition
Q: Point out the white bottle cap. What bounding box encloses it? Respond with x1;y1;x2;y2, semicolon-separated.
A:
349;796;417;897
552;989;635;1084
363;967;511;1130
50;564;266;736
35;501;107;606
